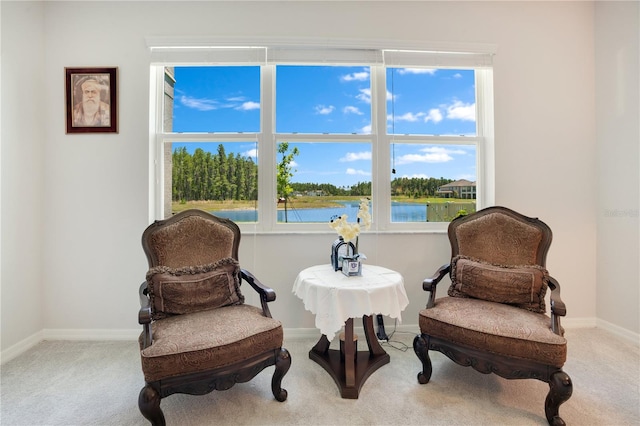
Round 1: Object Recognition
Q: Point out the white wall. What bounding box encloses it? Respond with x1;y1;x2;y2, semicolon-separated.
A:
595;1;640;335
1;1;46;355
3;1;632;355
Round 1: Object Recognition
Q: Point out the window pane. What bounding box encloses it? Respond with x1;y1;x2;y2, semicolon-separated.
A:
276;141;371;223
390;143;476;222
387;68;476;136
170;66;260;133
276;66;372;134
169;142;258;222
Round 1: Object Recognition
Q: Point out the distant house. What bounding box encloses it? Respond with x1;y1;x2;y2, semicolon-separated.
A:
437;179;476;199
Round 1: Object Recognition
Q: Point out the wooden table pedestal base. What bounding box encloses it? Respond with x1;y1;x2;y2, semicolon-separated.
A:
309;315;389;399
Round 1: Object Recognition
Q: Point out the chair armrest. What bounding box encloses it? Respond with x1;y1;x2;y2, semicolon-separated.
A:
423;263;451;308
241;269;276;318
547;275;566;335
138;282;152;348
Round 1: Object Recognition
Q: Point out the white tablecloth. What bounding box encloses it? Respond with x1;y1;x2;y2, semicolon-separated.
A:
293;264;409;342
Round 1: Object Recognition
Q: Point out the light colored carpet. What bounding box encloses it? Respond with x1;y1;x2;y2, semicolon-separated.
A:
1;328;638;426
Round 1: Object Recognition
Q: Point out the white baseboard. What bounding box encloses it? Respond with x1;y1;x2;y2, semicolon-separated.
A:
562;317;597;329
1;330;43;365
596;318;640;345
3;318;636;365
42;328;141;341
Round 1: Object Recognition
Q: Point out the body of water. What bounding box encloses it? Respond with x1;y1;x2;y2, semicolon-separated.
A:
212;202;428;223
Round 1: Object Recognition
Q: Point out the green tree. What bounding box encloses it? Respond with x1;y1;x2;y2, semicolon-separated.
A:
277;142;300;222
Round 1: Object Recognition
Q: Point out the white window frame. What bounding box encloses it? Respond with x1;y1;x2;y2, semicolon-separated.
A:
148;38;496;234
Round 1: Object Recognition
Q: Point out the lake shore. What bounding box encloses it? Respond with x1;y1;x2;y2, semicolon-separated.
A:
172;196;470;214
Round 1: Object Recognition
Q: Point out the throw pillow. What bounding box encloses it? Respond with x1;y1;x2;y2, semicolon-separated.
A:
146;257;244;320
448;255;548;313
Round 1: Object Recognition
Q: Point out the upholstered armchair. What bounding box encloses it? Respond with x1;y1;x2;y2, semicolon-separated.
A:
137;209;291;426
414;206;572;425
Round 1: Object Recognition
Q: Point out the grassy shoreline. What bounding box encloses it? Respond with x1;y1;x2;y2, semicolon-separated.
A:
172;196;473;213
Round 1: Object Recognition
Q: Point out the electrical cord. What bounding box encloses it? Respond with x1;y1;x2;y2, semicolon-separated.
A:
378;318;412;352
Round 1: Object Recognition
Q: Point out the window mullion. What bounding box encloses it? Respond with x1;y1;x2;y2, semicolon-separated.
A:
152;66;165;221
371;65;391;231
475;69;495;209
260;64;276;231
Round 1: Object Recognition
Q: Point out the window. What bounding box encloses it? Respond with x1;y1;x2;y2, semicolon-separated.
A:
171;141;258;222
150;42;494;232
386;66;479;223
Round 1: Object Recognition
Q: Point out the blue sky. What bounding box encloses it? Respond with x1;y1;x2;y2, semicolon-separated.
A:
171;65;477;187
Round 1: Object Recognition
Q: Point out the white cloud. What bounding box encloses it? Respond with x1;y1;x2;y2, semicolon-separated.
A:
453;73;463;79
398;68;437;75
397;152;453;164
424;108;443;123
356;88;371;104
243;148;258;159
315;105;335;115
446;101;476;121
359;124;372;134
456;173;476;181
395;112;424;122
343;106;363;115
179;95;218;111
389;109;442;124
179;92;261;112
421;146;467;155
346;168;371;176
386;90;395;101
341;70;370;82
340;151;372;162
236;101;260;111
400;173;430;179
396;146;467;165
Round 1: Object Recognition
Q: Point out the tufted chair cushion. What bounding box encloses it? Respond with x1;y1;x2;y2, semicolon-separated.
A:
139;304;283;382
419;297;566;367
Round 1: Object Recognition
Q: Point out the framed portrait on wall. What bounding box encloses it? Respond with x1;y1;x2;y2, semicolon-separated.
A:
65;67;118;133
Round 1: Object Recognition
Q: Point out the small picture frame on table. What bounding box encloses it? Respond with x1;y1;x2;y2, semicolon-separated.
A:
65;67;117;133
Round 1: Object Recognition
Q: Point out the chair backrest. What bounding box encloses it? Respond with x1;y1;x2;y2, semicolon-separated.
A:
448;206;552;267
142;209;240;268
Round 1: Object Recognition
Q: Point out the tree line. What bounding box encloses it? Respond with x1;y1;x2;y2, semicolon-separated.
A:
173;144;454;201
172;146;258;202
291;177;454;198
391;176;454;198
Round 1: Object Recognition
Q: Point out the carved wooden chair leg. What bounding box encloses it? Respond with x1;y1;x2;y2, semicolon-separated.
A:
545;370;573;426
138;384;165;426
271;348;291;402
413;334;433;384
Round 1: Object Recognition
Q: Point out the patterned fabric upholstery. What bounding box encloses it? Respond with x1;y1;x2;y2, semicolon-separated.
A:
140;304;283;382
146;215;236;268
415;208;572;425
453;212;544;265
146;258;244;320
419;297;566;367
448;255;549;313
138;210;290;424
421;207;566;366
